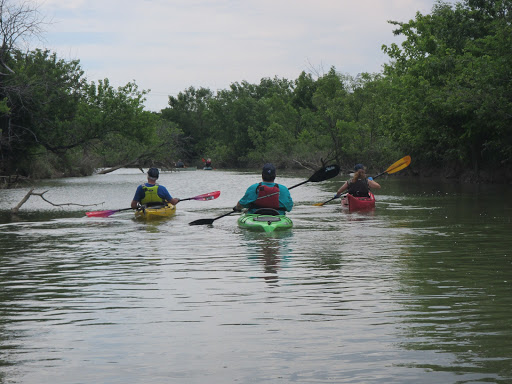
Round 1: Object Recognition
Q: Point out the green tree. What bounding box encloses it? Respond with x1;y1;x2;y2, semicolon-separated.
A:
382;0;512;173
1;48;158;177
310;67;351;165
209;81;266;165
0;49;86;174
161;86;213;160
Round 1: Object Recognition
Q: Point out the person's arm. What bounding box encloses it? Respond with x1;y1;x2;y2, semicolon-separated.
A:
234;201;243;212
337;181;348;195
234;184;257;211
131;186;143;209
279;186;293;212
158;186;180;205
368;179;381;189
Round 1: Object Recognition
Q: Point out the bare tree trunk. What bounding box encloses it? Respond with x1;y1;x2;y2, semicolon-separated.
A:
11;188;34;213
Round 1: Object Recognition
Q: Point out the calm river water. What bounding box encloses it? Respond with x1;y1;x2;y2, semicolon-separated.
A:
0;168;511;384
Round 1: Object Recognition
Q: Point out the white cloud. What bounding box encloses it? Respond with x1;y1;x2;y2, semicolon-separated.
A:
37;0;456;111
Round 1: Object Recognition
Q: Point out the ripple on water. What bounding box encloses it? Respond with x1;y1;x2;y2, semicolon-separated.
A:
1;175;512;383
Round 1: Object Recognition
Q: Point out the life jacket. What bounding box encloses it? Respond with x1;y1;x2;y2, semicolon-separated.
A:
252;183;280;210
141;184;164;205
347;179;370;197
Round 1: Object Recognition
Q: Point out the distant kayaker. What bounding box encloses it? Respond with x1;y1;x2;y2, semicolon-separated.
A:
233;163;293;215
205;158;212;168
176;160;185;168
131;167;180;209
337;163;381;197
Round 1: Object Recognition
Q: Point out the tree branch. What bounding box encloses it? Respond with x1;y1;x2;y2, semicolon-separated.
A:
11;189;104;214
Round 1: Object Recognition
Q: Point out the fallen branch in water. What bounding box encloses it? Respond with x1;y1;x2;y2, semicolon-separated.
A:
96;161;144;175
11;189;104;214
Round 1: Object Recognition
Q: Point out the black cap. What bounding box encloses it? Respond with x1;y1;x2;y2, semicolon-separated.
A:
354;164;365;171
147;167;159;179
262;163;276;178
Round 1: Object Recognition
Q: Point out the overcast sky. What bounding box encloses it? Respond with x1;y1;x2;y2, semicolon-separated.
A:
37;0;456;112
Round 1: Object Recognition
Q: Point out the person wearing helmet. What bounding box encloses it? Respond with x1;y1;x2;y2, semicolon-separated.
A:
130;167;180;209
336;163;380;197
233;163;293;215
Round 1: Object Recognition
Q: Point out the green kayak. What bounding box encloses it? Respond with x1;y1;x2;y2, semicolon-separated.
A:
237;209;293;233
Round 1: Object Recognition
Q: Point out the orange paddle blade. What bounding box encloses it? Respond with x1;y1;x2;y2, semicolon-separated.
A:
384;155;411;174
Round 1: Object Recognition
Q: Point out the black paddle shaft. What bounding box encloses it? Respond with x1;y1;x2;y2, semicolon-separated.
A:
188;164;340;226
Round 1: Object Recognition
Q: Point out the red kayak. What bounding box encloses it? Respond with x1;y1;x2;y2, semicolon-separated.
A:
341;192;376;211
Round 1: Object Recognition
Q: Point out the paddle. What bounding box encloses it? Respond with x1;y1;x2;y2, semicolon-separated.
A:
178;190;220;202
189;164;340;226
313;155;411;206
86;207;133;218
85;191;221;218
372;155;411;179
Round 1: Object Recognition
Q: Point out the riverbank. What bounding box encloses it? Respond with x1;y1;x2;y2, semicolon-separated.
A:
2;164;511;189
407;165;512;184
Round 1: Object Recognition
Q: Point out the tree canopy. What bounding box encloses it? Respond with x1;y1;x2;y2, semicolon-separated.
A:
1;0;511;183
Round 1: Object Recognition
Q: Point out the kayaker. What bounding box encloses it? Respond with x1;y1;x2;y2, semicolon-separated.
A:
336;163;381;197
233;163;293;215
131;167;180;209
176;160;185;168
205;158;212;167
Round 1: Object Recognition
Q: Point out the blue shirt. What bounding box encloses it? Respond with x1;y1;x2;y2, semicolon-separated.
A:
133;183;173;202
239;182;293;215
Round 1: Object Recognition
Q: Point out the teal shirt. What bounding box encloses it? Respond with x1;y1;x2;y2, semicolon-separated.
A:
239;182;293;215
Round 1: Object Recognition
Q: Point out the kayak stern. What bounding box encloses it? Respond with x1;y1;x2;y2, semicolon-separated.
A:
135;203;177;221
238;214;293;233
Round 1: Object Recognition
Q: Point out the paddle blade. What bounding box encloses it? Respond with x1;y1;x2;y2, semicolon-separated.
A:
308;164;340;182
385;155;411;174
86;210;117;218
192;191;220;201
313;194;344;207
189;218;214;226
189;210;236;225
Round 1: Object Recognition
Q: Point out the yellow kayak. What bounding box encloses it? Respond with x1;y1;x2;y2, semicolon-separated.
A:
134;203;176;221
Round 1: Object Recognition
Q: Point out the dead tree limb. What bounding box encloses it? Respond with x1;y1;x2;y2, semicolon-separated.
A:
95;142;173;175
11;188;35;214
292;159;316;172
96;159;144;175
11;189;104;214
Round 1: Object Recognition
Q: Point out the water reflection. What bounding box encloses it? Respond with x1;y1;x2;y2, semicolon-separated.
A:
392;210;512;382
243;231;293;285
337;206;376;220
133;218;168;233
1;173;512;383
